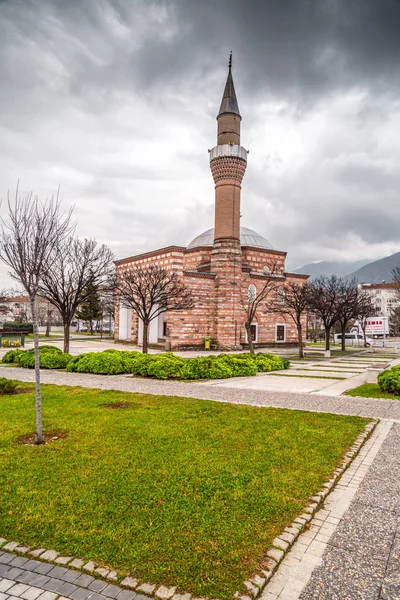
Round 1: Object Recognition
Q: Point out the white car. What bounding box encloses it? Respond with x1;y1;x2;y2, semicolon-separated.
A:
334;333;373;347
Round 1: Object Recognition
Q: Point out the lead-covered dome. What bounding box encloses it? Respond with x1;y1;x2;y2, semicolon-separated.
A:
187;226;273;250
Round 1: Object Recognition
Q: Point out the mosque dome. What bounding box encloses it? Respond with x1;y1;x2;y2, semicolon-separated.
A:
187;226;273;250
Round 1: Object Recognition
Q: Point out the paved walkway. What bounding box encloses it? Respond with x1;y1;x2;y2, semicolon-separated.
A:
1;366;400;420
261;421;400;600
0;554;151;600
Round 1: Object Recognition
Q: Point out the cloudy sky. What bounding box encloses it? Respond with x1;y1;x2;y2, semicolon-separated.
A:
1;0;400;285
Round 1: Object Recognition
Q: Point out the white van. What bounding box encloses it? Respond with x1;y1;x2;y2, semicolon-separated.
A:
334;333;373;347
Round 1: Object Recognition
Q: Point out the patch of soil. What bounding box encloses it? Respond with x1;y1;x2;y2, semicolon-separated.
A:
101;402;138;409
16;431;69;445
13;387;33;395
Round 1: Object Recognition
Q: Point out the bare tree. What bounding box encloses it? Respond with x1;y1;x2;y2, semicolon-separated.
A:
392;266;400;297
39;238;114;353
240;265;280;354
271;281;309;358
115;265;193;354
308;275;344;351
0;187;72;444
356;293;376;348
335;279;359;352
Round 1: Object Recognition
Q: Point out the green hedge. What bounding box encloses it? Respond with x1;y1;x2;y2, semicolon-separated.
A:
3;345;71;369
2;347;289;380
378;365;400;395
66;350;289;379
2;322;33;333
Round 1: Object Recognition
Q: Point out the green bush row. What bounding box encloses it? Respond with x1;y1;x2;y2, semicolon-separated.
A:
378;365;400;395
2;347;289;379
3;345;71;369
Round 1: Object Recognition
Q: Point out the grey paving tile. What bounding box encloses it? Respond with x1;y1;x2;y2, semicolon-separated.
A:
0;564;11;577
116;591;135;600
56;582;78;597
133;595;152;600
33;564;54;576
329;502;398;562
22;560;42;571
102;585;121;599
299;546;385;600
0;553;15;565
9;557;29;568
87;593;106;600
70;588;91;600
74;575;95;588
41;578;63;592
0;592;9;600
3;568;24;580
15;571;41;584
28;576;50;589
387;533;400;576
88;581;108;593
7;583;30;596
21;587;44;600
60;570;81;584
47;566;68;579
37;593;58;600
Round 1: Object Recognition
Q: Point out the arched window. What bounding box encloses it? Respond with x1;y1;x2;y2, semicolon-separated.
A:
277;287;285;305
248;284;257;302
263;265;270;275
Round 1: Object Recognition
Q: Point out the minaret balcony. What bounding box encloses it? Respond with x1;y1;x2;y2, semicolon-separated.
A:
209;144;248;163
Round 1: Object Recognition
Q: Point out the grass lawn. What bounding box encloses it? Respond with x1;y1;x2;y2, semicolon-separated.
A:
344;383;400;401
0;383;368;599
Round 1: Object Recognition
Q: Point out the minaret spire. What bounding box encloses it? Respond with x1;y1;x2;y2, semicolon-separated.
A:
218;53;240;119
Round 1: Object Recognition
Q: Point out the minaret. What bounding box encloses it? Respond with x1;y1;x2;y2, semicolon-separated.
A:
210;53;247;242
210;54;248;349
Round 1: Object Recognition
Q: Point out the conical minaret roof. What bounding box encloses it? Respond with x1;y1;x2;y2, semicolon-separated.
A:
218;53;240;118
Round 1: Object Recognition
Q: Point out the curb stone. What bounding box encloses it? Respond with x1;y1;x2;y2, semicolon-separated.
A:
0;421;377;600
234;419;378;600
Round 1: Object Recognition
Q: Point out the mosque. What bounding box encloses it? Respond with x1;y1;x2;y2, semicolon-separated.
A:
114;58;308;350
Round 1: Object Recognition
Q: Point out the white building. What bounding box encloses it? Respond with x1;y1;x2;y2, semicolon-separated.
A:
359;283;399;318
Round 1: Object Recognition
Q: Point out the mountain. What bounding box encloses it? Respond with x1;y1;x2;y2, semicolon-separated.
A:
291;259;372;278
345;252;400;283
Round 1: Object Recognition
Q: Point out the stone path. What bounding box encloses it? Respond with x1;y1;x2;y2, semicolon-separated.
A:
0;556;151;600
1;366;400;420
261;421;400;600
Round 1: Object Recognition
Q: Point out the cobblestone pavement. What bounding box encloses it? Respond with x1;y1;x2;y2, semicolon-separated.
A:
1;366;400;420
261;421;400;600
0;555;151;600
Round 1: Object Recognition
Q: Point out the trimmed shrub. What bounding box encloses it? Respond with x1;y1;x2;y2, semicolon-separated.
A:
2;345;68;369
2;349;24;363
0;378;18;395
378;366;400;395
0;378;17;394
74;350;142;375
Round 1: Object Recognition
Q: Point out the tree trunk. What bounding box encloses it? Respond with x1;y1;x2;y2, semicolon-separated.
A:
362;323;368;348
245;322;255;354
142;320;149;354
63;320;71;354
325;326;331;351
89;319;93;335
341;324;346;352
45;308;52;337
30;296;43;445
297;320;304;358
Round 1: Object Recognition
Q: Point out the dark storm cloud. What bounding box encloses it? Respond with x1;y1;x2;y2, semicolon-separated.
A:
0;0;400;282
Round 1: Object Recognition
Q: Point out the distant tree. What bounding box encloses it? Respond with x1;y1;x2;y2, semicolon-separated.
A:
240;264;280;354
39;239;114;353
0;187;72;444
76;280;103;334
392;266;400;297
356;292;376;348
270;281;309;358
390;305;400;336
115;265;193;354
335;279;359;351
308;275;344;351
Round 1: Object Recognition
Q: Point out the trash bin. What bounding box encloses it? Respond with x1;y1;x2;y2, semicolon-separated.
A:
204;336;211;351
